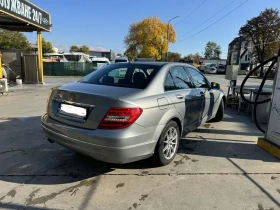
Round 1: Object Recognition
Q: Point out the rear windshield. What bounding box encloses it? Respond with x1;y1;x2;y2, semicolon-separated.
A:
79;63;161;89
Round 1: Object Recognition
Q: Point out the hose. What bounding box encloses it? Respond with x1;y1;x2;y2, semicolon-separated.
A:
240;51;279;134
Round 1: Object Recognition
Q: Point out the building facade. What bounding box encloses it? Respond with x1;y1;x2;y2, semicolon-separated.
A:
227;37;252;73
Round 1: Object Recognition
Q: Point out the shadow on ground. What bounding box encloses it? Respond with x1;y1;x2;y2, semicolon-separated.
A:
0;109;278;185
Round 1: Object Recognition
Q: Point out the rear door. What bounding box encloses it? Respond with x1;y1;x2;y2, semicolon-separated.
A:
164;66;202;135
186;67;220;123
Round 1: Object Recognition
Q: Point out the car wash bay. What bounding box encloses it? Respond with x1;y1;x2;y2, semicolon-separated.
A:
0;75;279;210
0;0;51;83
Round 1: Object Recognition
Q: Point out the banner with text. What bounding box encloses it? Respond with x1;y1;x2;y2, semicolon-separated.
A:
0;0;51;31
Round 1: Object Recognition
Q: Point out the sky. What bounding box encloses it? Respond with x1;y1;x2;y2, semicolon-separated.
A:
25;0;280;59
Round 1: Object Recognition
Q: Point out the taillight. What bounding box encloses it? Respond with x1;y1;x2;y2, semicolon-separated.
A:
98;108;143;130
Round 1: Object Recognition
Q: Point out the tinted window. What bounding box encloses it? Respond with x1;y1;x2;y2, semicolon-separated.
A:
187;68;209;88
64;55;81;62
170;67;191;89
164;72;176;91
79;64;160;89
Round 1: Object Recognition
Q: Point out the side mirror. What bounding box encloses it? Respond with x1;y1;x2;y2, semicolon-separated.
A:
211;82;220;90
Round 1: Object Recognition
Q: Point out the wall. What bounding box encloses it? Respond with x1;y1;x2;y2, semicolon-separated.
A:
203;59;226;65
1;50;24;81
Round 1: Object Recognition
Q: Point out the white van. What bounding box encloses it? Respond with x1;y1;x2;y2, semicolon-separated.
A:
91;57;110;69
63;52;91;63
115;56;129;63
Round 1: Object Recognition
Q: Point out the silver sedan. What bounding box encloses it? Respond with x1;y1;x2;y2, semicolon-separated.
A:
41;62;225;166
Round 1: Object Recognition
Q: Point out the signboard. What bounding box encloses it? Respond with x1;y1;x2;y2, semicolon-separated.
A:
0;0;51;31
266;57;280;146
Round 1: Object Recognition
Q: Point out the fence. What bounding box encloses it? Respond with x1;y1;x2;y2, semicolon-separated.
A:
44;62;97;76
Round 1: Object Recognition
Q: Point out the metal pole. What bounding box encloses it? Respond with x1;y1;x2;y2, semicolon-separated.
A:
165;16;179;62
37;31;44;84
166;23;170;62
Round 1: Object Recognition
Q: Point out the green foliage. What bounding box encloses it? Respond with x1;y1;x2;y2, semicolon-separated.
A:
183;53;200;63
70;45;79;52
166;52;181;62
204;41;222;59
239;8;280;64
0;29;31;52
42;38;54;54
79;45;89;54
70;45;89;54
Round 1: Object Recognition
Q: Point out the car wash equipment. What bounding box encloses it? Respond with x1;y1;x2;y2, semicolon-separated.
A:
240;49;280;159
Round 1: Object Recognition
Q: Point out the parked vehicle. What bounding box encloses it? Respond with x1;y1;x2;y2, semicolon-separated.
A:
43;53;64;62
115;56;129;63
63;52;91;63
134;58;155;62
41;62;225;165
205;66;217;74
217;64;226;74
91;57;110;69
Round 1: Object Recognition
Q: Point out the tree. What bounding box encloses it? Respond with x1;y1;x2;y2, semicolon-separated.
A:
183;52;200;63
79;45;89;54
239;8;280;77
116;53;123;56
42;38;54;54
204;41;222;59
193;53;200;63
166;52;181;62
70;45;79;52
124;16;176;61
70;45;89;54
0;29;31;52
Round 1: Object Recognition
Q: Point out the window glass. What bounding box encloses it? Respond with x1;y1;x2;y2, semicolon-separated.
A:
79;64;160;89
164;72;176;91
187;68;209;88
170;67;191;89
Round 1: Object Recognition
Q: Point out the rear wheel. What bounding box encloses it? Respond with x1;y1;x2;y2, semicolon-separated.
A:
212;100;224;122
154;121;180;166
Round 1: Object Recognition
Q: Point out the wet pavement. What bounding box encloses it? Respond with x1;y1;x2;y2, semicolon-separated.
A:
0;76;279;210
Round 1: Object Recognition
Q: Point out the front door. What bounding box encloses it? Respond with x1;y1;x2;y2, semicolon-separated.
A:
186;67;219;124
164;66;203;135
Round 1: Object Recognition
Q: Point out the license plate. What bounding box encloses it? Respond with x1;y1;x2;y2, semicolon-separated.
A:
59;104;87;118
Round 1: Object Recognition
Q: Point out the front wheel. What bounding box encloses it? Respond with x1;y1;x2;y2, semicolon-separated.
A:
154;121;180;166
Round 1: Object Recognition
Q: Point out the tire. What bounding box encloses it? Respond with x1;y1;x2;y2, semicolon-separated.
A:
154;121;180;166
212;100;224;122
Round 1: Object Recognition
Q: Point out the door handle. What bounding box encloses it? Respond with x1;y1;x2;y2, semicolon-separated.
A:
200;91;205;96
176;94;184;99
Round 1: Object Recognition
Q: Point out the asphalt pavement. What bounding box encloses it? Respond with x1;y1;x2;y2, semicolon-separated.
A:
0;75;279;210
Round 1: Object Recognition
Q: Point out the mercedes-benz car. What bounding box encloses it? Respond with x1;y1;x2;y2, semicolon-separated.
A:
41;62;225;166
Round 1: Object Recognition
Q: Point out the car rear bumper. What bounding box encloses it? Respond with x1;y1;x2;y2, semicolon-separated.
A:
41;114;163;164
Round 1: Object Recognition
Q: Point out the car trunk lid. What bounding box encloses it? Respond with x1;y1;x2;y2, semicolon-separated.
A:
48;82;141;129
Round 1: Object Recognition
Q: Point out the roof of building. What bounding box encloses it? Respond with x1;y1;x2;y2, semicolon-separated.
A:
229;37;240;46
89;50;110;53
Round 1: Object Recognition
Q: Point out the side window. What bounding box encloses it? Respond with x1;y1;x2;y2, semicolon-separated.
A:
164;72;176;91
170;67;191;89
187;68;209;88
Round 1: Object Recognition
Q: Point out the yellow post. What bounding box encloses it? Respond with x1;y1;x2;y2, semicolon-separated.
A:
37;31;44;84
0;51;2;79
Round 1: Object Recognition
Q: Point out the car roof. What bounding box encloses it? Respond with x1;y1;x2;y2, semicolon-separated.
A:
110;62;196;68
